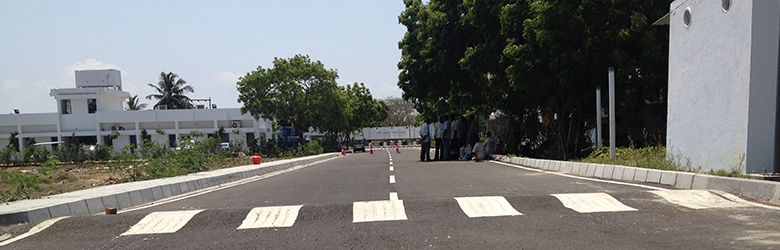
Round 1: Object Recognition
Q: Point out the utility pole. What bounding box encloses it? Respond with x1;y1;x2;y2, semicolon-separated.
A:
609;67;616;159
596;86;602;148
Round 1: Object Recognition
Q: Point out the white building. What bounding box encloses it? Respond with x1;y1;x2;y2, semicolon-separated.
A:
663;0;780;173
0;69;273;152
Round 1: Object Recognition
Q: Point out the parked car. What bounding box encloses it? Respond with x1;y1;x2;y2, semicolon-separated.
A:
353;139;365;153
220;142;230;151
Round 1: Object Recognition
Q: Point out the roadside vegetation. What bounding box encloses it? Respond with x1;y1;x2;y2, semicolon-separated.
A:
0;129;325;203
577;146;743;178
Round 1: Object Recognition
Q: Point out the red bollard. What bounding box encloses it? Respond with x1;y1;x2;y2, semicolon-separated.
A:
370;144;374;154
252;153;262;165
396;143;400;153
341;145;345;156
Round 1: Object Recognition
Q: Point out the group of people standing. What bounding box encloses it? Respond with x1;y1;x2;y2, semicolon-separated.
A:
419;115;495;162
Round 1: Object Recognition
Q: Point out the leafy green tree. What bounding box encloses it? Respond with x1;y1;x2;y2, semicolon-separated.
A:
343;83;382;132
379;97;417;127
126;95;148;110
237;55;342;143
7;131;19;152
146;72;195;109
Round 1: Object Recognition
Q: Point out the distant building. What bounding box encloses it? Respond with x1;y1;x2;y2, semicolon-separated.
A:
0;69;273;152
662;0;780;173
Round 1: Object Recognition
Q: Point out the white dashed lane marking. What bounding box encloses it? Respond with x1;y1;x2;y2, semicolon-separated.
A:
390;166;394;171
455;196;522;218
353;200;408;223
389;175;396;183
552;193;638;213
122;210;203;236
390;192;399;200
237;205;303;229
649;190;750;209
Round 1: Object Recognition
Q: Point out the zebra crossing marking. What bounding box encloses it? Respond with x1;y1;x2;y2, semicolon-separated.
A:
649;190;750;209
454;196;522;218
237;205;304;229
353;200;408;223
390;192;399;200
551;193;638;213
121;210;203;236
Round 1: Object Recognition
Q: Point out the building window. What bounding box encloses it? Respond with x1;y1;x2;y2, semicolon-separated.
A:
51;137;59;149
130;135;137;147
169;134;176;148
61;100;71;114
246;132;254;143
88;99;97;114
103;136;113;147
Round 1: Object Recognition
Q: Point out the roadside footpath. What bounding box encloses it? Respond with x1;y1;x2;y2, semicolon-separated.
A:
0;153;340;226
491;154;780;204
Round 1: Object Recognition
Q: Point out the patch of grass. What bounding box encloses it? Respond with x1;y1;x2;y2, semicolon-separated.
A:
578;146;698;172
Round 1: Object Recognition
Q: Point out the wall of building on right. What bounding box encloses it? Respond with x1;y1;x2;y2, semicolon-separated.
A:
666;0;780;173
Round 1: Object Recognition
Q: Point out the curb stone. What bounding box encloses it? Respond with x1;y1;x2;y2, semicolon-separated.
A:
0;153;339;226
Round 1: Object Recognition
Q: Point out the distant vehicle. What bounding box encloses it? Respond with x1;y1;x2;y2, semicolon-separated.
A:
220;142;230;151
353;139;365;153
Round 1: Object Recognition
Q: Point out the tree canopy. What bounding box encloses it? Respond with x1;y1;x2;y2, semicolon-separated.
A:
398;0;669;159
237;55;382;142
126;95;147;110
146;72;195;109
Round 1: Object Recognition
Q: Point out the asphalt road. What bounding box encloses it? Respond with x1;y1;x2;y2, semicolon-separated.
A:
7;149;780;249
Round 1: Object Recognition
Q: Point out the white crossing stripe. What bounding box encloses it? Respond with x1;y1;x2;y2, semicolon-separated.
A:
551;193;638;213
390;192;399;200
122;210;203;235
390;175;396;183
237;205;304;229
353;200;408;223
454;196;522;218
390;166;394;171
649;190;750;209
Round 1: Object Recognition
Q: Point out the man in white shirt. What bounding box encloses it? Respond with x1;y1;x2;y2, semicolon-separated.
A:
433;116;442;160
419;118;431;161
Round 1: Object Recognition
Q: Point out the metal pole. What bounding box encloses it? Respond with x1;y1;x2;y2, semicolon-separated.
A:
609;67;616;159
596;86;602;148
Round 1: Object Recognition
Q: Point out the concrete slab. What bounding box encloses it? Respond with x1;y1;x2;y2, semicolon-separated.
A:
67;200;90;216
646;170;662;183
737;178;777;201
128;190;144;206
586;164;597;177
26;208;51;224
84;197;105;215
101;195;120;210
141;188;155;203
48;203;71;218
562;162;573;173
621;167;636;181
675;172;696;189
602;165;615;179
660;171;678;186
115;193;133;209
611;166;624;180
772;184;780;203
578;163;589;175
593;164;605;178
186;181;196;192
633;169;648;182
691;174;710;189
152;186;164;200
161;185;173;198
170;183;182;196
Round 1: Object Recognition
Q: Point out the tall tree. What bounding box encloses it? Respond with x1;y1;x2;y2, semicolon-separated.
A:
379;97;418;127
237;55;342;143
146;72;195;109
126;95;148;110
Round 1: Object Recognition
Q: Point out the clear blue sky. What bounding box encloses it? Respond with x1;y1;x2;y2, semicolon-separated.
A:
0;0;407;113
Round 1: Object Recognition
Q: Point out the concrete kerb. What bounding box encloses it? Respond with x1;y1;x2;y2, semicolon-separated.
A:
660;171;678;186
621;167;636;181
633;169;649;182
646;169;662;183
611;166;625;180
0;153;339;226
593;164;605;178
674;172;696;189
602;165;615;179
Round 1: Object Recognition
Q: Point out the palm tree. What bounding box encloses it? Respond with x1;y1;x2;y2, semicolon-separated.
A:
126;95;148;110
146;72;195;109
